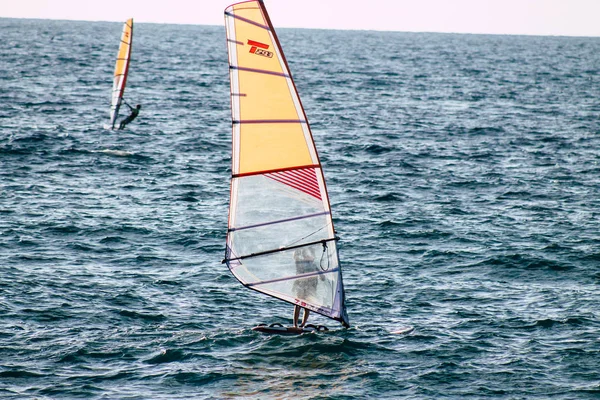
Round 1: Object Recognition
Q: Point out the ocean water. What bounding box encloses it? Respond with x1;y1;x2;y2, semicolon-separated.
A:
1;17;600;399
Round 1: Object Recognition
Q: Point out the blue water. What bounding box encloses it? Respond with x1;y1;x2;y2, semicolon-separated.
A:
1;18;600;399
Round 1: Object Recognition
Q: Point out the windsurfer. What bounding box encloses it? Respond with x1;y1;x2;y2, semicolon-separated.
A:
292;246;323;327
119;101;141;129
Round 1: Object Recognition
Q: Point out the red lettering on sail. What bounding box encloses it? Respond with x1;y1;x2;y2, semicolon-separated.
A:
248;39;273;58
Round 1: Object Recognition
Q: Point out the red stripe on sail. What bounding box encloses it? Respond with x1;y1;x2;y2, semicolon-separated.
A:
247;39;269;49
266;168;322;200
271;174;320;198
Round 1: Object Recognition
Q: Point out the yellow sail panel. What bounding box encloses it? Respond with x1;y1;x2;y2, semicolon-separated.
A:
114;19;132;79
237;68;297;121
239;123;313;173
227;1;315;174
233;26;282;75
229;2;264;22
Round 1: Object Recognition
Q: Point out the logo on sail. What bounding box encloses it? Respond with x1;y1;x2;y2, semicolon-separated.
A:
248;39;273;58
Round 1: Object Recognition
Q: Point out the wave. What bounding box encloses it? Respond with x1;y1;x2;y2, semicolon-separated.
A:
92;149;135;157
117;309;167;322
0;370;46;378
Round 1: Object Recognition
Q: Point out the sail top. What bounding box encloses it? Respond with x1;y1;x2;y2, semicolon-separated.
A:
224;1;349;327
225;2;320;177
109;18;133;129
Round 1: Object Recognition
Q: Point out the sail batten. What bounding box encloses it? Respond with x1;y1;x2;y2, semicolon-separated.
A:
247;268;340;288
225;237;338;263
225;11;270;30
224;0;349;328
229;211;331;232
109;18;133;129
233;119;306;124
230;65;291;78
233;164;321;178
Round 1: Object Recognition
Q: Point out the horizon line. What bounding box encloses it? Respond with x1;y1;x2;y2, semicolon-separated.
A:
2;16;599;39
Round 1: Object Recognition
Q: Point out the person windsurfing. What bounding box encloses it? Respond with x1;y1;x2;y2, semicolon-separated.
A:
119;101;141;130
292;246;324;328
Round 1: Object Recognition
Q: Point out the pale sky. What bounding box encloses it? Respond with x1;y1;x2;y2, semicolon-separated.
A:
3;0;600;37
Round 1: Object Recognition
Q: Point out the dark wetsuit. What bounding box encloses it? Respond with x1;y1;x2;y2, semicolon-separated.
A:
119;105;140;129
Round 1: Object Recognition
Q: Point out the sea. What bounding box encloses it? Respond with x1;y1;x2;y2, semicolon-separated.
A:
1;18;599;399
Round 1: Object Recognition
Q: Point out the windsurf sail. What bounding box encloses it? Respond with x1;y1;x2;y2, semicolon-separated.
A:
223;0;349;328
109;18;133;129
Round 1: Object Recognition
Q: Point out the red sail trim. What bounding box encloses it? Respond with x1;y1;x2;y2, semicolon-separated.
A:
233;164;320;178
293;170;322;195
283;169;319;190
266;168;322;200
247;39;269;49
233;119;306;124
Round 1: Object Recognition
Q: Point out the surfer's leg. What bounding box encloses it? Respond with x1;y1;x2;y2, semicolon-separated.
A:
119;116;132;130
293;305;300;327
300;309;310;327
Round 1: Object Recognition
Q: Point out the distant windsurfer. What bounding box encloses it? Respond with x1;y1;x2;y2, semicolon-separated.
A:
118;101;141;129
292;246;324;328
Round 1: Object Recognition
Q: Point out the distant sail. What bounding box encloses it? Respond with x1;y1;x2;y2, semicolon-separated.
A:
109;18;133;129
223;0;349;327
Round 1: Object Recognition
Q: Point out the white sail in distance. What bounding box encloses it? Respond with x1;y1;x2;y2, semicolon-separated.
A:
109;18;133;129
